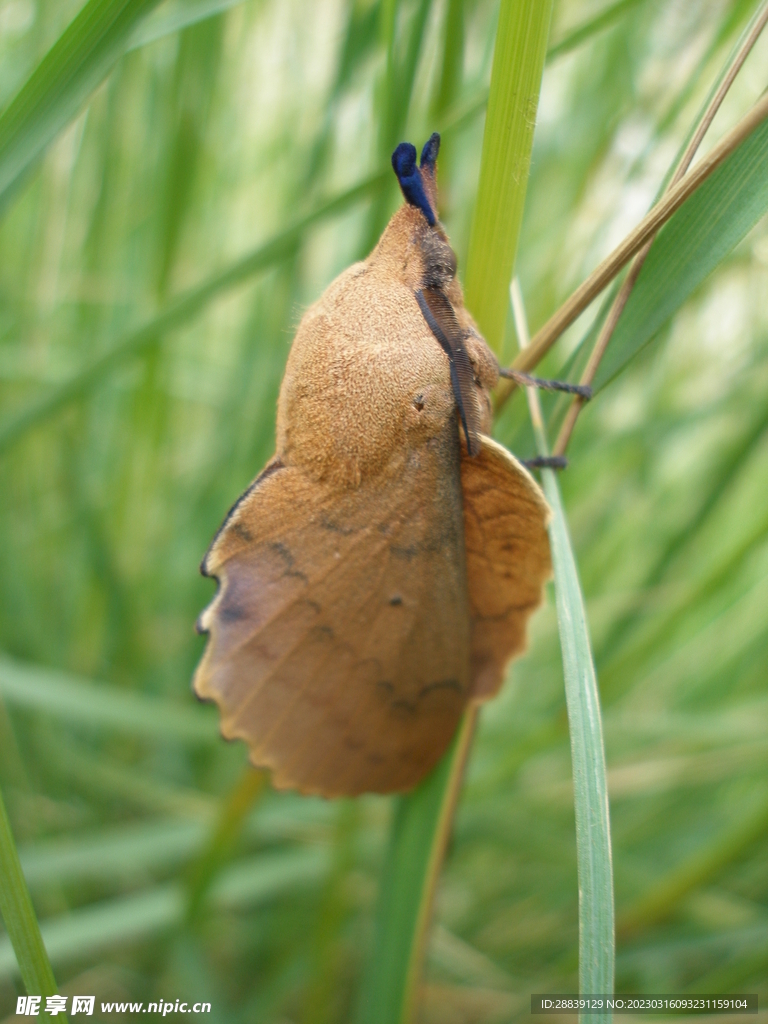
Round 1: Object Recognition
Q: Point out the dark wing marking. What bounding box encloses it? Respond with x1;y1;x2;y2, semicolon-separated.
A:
415;287;480;456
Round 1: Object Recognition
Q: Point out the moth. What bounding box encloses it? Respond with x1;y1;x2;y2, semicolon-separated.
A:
193;134;552;797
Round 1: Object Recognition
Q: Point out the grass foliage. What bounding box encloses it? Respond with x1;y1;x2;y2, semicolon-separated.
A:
512;279;614;1015
1;0;768;1020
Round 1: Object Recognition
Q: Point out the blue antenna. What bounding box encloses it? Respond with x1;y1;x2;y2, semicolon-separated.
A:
391;140;436;226
420;133;440;173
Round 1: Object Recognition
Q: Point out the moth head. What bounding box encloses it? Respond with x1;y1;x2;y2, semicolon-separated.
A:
384;133;458;291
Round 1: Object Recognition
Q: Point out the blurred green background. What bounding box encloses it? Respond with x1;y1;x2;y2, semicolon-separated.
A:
1;0;767;1020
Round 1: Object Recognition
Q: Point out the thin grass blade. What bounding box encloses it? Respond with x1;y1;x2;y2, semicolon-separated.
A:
464;0;554;352
593;114;768;390
542;473;615;1008
0;655;215;743
512;280;614;1015
0;848;327;981
185;767;266;922
0;787;66;1014
364;0;434;249
128;0;249;52
356;716;474;1024
0;0;163;211
546;0;648;61
544;1;768;425
17;801;332;889
618;791;768;938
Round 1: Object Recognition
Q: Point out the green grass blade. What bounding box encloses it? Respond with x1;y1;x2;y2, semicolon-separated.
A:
464;0;554;352
127;0;248;52
185;767;265;922
618;790;768;937
0;0;163;211
547;0;647;61
547;1;768;411
593;114;768;390
380;0;432;154
356;715;475;1024
0;655;215;743
363;0;434;249
596;398;768;669
19;820;212;888
431;0;464;117
17;800;333;889
542;473;615;1007
44;737;216;818
513;281;614;1012
0;848;327;980
358;4;553;1021
0;786;65;1013
154;15;225;299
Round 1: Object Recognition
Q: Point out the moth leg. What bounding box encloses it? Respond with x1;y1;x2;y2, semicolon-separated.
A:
415;288;479;455
499;367;592;400
522;455;568;471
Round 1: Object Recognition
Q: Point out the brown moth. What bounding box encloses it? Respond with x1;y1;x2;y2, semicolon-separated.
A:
193;134;552;797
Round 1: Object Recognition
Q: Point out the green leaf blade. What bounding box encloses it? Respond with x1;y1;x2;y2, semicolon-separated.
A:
515;275;615;1011
541;471;615;1009
356;717;474;1024
0;787;65;1012
0;0;163;210
0;655;216;743
0;848;327;981
464;0;554;352
127;0;247;52
594;115;768;391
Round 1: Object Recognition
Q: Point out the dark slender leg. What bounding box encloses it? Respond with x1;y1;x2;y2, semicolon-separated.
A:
522;455;569;471
499;367;592;400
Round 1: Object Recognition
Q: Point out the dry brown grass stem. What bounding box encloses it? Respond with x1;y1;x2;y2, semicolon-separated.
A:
552;2;768;455
495;86;768;411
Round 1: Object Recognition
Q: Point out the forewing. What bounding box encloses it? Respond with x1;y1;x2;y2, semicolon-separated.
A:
461;435;552;700
415;287;481;455
194;425;470;796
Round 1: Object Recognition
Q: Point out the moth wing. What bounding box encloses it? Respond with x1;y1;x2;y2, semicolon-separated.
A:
462;434;552;700
194;429;471;797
